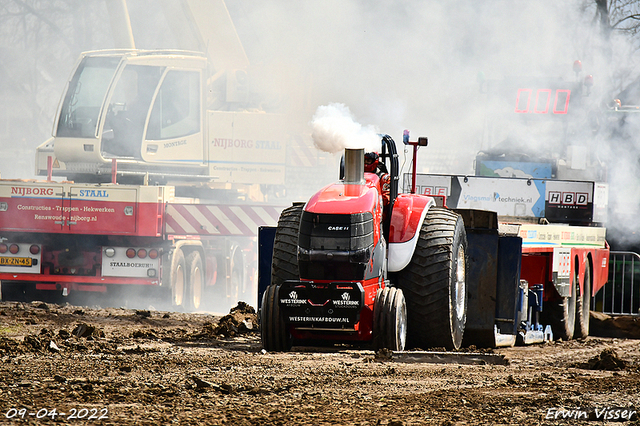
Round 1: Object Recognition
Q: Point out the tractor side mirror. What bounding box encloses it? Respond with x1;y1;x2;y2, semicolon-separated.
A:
418;137;428;146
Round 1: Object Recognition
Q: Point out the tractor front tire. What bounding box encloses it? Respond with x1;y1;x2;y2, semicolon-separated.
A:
397;207;468;350
373;287;407;351
261;284;292;352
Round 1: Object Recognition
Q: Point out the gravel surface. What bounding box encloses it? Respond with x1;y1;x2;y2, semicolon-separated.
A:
0;300;639;425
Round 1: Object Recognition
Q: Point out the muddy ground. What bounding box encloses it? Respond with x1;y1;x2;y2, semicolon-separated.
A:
0;300;639;425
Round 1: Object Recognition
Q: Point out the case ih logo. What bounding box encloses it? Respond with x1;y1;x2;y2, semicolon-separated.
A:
548;191;588;206
11;187;54;196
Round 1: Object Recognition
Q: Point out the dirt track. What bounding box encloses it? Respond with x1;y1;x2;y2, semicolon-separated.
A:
1;300;639;425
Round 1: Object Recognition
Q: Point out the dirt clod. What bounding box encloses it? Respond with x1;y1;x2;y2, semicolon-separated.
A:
375;347;394;361
72;322;104;338
586;348;628;371
135;309;151;318
230;301;255;314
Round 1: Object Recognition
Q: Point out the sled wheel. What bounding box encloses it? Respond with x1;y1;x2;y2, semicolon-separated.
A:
170;248;187;310
397;207;468;350
261;284;292;352
186;251;204;311
271;204;303;286
544;282;577;341
574;261;591;339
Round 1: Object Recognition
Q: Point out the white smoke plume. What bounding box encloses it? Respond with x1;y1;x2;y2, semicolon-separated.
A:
310;103;381;154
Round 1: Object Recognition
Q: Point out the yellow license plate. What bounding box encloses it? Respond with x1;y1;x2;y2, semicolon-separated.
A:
0;257;32;267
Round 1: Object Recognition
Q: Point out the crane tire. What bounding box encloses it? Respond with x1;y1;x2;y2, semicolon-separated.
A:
186;251;204;312
170;249;187;311
261;284;292;352
397;207;468;350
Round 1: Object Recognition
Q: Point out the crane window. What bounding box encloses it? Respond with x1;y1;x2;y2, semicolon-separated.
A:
56;56;120;138
101;65;163;157
146;71;200;140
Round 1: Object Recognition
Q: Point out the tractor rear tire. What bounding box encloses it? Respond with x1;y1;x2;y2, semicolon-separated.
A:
373;287;407;351
271;204;303;286
261;284;292;352
574;262;591;339
397;207;468;350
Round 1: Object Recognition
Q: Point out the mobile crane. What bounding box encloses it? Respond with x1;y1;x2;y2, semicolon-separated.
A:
0;0;319;312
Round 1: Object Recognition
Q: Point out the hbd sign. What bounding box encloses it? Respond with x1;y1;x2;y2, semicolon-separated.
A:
545;181;594;224
548;191;589;206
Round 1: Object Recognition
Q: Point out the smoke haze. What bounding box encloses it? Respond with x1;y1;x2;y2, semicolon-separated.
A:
310;103;380;154
2;0;640;247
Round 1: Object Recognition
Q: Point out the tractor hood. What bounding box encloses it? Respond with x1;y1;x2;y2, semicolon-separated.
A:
304;179;379;215
306;142;379;214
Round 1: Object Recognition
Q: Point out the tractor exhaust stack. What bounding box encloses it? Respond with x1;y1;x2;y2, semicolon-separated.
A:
344;148;365;184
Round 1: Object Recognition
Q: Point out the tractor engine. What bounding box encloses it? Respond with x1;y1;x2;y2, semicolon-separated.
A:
297;210;375;281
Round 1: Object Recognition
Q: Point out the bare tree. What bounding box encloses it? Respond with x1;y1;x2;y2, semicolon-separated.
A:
0;0;110;177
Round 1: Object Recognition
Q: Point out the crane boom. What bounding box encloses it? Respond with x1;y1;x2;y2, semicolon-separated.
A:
105;0;135;49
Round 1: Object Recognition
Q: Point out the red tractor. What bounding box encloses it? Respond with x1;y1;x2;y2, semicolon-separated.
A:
260;134;468;351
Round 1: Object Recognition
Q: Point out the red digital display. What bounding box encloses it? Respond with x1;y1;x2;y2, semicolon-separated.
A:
515;88;571;115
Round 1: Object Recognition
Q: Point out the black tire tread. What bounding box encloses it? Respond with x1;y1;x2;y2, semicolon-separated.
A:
271;204;303;287
397;207;467;350
373;286;407;351
261;284;291;352
383;287;398;350
372;288;387;349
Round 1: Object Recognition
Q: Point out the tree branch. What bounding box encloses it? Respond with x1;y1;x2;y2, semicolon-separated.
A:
11;0;73;50
613;13;640;29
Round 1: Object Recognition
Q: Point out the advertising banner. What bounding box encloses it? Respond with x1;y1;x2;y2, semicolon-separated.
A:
407;174;600;224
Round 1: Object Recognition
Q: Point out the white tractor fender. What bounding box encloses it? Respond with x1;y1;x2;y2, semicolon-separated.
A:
387;199;435;272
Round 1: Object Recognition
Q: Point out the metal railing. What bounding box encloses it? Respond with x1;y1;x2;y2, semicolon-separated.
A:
592;251;640;315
